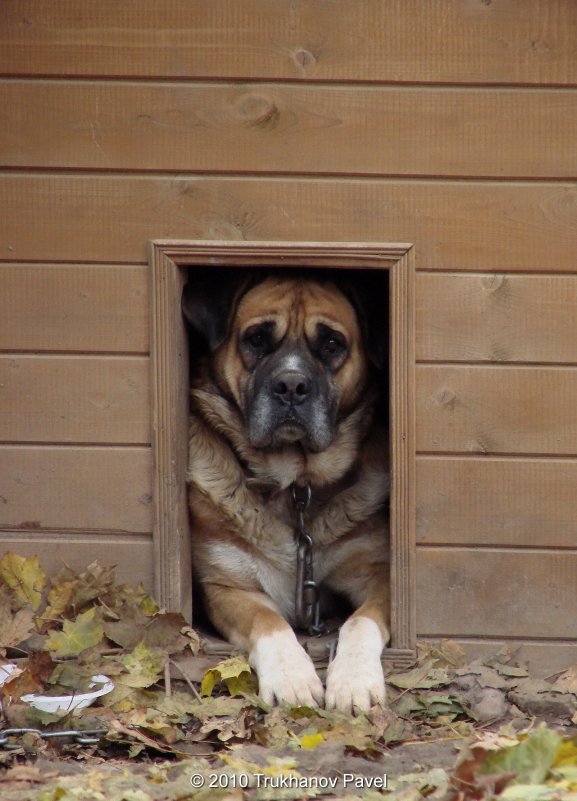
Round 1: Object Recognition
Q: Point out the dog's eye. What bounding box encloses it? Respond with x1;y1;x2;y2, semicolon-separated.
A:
322;333;346;355
242;325;273;356
324;336;342;354
317;327;347;362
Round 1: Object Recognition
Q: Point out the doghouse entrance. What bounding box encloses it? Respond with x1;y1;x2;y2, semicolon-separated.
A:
149;241;416;665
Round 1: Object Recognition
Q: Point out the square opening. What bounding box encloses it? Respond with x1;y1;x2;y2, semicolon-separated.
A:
149;241;416;664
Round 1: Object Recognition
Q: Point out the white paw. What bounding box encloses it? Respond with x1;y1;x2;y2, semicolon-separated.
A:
250;629;325;707
325;616;386;714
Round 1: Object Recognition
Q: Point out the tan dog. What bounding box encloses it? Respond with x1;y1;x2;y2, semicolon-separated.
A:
183;271;390;713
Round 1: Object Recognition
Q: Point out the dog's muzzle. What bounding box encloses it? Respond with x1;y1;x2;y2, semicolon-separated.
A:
271;368;312;408
246;347;336;452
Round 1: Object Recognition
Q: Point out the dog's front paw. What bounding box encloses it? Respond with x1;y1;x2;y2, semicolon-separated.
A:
325;652;385;714
250;629;325;707
325;616;386;714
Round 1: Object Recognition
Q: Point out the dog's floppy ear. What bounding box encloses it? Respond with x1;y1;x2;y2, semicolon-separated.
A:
182;270;250;351
342;274;388;371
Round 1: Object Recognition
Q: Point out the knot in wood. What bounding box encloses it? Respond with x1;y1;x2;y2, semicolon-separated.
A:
436;388;457;409
236;93;280;130
292;48;317;69
481;274;507;294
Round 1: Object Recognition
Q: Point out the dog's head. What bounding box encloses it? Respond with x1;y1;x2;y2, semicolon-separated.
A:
183;271;385;454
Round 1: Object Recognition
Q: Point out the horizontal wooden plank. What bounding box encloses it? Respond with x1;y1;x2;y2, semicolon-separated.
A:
1;1;576;85
418;639;577;678
417;456;577;547
0;446;152;532
0;355;150;444
0;532;154;592
416;548;577;639
0;264;148;353
2;175;577;271
3;82;577;179
417;273;577;363
417;365;577;454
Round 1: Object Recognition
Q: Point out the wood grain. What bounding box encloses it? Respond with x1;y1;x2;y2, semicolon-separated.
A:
0;264;148;353
2;175;577;271
0;446;152;532
149;245;191;619
1;0;576;84
4;81;577;179
417;456;577;547
417;547;577;639
389;252;416;652
0;532;154;592
417;365;577;455
417;273;577;364
0;355;150;444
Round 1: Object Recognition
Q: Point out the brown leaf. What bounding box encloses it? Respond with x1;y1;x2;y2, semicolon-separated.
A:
104;606;191;654
0;607;36;655
71;561;117;608
0;764;51;784
552;664;577;695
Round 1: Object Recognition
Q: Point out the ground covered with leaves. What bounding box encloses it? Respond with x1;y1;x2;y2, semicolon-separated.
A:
0;553;576;800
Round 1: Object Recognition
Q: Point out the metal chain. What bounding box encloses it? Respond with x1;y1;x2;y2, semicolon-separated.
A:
0;727;107;750
292;482;325;636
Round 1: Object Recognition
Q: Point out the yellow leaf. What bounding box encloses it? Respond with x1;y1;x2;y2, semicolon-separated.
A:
200;670;217;697
44;579;78;620
553;740;577;769
0;553;46;611
119;642;164;688
46;607;104;656
299;732;325;750
201;656;254;697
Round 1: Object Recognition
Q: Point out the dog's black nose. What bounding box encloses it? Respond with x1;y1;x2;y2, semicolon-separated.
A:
272;371;312;406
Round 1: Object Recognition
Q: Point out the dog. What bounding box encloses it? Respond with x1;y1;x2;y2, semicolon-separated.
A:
183;270;390;714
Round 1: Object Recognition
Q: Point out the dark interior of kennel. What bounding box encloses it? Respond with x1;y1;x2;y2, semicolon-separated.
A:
182;266;390;640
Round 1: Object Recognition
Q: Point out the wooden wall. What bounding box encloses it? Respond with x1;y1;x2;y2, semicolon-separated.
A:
1;1;577;667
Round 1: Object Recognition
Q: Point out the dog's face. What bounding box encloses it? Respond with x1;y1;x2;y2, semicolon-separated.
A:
184;274;375;454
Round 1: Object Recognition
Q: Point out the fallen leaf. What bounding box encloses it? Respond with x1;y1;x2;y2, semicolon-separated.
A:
455;723;562;796
388;659;451;690
0;553;46;611
43;579;78;621
494;664;530;679
299;732;325;749
201;656;256;697
68;561;116;609
46;607;104;657
500;783;559;800
104;606;192;654
552;664;577;695
186;695;247;722
0;606;36;655
119;642;165;688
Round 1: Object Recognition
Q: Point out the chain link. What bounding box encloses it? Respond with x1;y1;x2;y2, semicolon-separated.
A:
292;482;325;636
0;727;107;750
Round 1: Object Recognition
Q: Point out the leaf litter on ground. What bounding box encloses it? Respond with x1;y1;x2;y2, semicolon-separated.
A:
0;554;575;800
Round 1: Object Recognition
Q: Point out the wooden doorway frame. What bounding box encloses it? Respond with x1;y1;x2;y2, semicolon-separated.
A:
149;240;416;661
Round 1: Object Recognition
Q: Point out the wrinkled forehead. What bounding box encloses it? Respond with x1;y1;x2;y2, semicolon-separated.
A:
233;277;360;339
